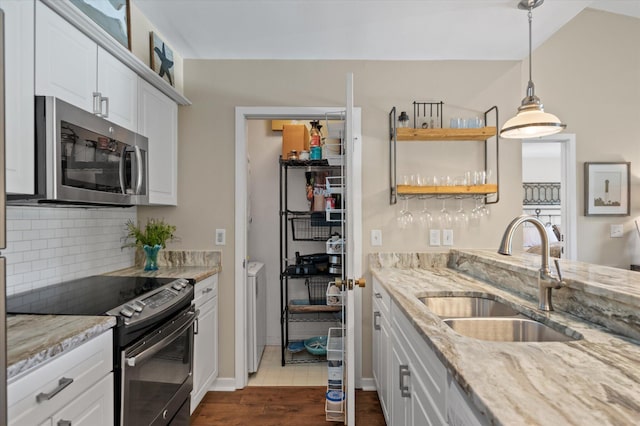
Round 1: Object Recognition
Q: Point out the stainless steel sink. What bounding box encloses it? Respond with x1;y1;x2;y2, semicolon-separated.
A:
443;317;578;342
419;296;520;318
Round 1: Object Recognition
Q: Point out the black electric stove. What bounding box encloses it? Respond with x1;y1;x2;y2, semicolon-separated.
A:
6;275;181;316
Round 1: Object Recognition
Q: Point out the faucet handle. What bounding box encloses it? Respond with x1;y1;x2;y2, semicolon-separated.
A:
553;259;565;288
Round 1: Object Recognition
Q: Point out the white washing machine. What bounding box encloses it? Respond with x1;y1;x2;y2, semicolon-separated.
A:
247;261;266;373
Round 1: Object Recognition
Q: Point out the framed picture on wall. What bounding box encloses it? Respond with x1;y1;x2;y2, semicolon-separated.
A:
584;162;630;216
70;0;131;50
150;32;175;86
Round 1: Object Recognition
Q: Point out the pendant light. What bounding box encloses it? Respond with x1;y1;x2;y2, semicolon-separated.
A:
500;0;566;139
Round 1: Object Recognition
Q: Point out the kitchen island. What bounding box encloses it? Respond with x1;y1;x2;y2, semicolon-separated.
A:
371;249;640;425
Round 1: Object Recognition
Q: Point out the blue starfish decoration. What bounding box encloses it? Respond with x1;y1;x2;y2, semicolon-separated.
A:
154;43;174;86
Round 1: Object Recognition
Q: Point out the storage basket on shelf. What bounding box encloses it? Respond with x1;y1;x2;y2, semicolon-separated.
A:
304;336;328;355
289;212;338;241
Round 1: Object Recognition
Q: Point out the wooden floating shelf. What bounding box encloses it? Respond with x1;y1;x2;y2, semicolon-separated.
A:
397;184;498;195
288;304;342;314
396;126;497;141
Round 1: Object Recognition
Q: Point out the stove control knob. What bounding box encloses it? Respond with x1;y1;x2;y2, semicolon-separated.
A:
172;282;183;291
132;301;144;313
120;305;135;318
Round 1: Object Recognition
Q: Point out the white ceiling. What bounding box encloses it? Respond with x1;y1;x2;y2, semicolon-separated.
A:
133;0;640;60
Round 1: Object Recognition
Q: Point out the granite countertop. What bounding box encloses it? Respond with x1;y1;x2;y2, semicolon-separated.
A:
108;249;222;282
6;315;116;381
371;250;640;426
107;264;220;282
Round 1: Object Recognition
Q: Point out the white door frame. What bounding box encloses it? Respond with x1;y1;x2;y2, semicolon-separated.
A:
523;134;577;260
235;106;362;389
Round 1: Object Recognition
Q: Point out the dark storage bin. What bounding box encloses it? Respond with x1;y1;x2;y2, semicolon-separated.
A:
290;212;337;241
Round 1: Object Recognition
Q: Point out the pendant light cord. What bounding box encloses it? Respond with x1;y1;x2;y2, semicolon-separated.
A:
528;8;533;85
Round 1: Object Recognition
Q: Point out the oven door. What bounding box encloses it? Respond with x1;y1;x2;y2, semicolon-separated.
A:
121;306;197;426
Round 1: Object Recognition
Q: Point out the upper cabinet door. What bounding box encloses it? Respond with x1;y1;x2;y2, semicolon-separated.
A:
1;0;35;195
97;47;138;130
35;1;97;113
138;78;178;205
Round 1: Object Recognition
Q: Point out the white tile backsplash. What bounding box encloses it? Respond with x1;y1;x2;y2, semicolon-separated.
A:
4;206;137;296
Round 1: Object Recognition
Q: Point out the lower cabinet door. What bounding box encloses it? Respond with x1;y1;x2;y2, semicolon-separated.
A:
191;296;218;413
376;311;391;421
390;336;410;426
51;374;114;426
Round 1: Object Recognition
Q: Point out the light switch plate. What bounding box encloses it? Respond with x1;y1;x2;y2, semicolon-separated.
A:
610;224;623;238
371;229;382;246
443;229;454;246
215;229;226;245
429;229;441;246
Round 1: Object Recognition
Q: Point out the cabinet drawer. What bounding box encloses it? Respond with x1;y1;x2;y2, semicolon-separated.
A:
372;278;390;315
194;274;218;307
8;330;113;426
51;373;114;426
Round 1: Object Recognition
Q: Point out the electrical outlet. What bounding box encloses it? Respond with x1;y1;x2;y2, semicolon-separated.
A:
215;229;226;245
443;229;454;246
610;224;623;238
429;229;441;246
371;229;382;246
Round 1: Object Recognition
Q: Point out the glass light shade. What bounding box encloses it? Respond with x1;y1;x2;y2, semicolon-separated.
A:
500;108;566;139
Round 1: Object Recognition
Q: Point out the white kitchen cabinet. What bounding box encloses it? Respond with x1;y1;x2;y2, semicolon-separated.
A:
7;330;114;426
390;335;410;426
138;78;179;205
49;374;114;426
372;278;391;422
35;1;138;131
447;377;484;426
1;0;35;194
389;299;448;426
191;274;219;414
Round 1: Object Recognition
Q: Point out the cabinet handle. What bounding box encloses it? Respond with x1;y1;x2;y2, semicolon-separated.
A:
100;96;109;118
373;311;381;330
399;365;411;398
194;317;199;335
374;292;382;299
36;377;74;403
92;92;101;115
58;420;72;426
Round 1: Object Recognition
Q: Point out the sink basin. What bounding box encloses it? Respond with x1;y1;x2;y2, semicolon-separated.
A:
419;296;520;318
443;317;578;342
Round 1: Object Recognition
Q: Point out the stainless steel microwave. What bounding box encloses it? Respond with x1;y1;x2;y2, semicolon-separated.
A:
9;96;149;206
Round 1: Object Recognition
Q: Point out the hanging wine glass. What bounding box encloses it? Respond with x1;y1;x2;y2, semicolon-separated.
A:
396;196;414;229
453;197;469;229
470;196;482;226
438;198;452;229
418;197;434;229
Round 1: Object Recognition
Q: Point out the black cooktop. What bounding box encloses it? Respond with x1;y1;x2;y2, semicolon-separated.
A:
6;275;178;316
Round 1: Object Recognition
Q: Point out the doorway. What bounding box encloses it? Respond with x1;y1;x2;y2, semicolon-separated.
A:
234;106;362;391
521;134;577;260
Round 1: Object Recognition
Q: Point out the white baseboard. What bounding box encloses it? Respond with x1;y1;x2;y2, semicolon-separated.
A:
208;377;237;392
359;377;376;391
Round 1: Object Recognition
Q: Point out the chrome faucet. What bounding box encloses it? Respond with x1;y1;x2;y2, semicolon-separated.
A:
498;215;565;311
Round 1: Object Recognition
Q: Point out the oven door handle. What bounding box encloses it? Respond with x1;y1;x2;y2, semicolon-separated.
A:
125;309;199;367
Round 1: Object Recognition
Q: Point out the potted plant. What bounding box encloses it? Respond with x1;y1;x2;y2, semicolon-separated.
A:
123;218;177;271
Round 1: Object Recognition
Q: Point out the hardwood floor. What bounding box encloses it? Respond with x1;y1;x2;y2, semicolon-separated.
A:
191;387;386;426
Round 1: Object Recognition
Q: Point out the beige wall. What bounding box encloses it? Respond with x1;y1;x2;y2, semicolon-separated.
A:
533;9;640;267
137;9;640;381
